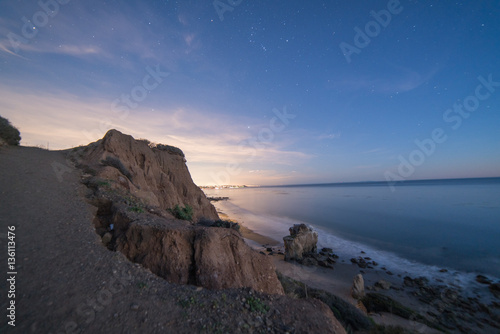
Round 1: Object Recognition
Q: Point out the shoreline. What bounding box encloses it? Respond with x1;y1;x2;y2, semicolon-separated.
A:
213;201;500;333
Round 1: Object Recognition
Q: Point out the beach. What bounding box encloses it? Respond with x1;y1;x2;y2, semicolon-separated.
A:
212;197;500;333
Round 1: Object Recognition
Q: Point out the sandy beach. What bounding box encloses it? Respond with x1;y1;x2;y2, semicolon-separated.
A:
213;200;500;333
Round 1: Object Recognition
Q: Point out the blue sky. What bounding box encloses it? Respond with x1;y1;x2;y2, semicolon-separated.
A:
1;0;499;185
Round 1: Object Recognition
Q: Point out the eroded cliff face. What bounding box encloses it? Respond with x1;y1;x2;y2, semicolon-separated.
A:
74;129;285;295
76;129;218;221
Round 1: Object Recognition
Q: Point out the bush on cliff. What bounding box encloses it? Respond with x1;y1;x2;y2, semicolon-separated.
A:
0;115;21;146
171;204;193;221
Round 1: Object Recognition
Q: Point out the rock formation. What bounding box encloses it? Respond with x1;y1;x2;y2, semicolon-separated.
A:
73;129;218;221
352;274;365;299
283;224;318;261
77;130;284;295
109;207;284;295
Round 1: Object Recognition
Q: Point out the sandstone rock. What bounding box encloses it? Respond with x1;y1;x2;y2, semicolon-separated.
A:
301;257;318;266
317;260;334;269
102;232;112;246
114;210;284;295
73;129;218;222
194;228;284;295
375;280;391;290
352;274;365;299
283;224;318;261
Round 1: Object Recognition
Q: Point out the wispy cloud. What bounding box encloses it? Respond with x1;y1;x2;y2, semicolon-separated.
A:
362;147;386;154
0;85;311;182
328;65;439;94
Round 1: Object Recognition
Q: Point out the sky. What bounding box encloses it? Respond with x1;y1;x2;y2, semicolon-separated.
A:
0;0;499;186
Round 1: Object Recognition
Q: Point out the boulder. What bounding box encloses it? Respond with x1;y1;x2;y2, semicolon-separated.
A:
489;283;500;298
194;228;284;294
374;280;391;290
352;274;365;299
476;275;492;285
283;224;318;261
114;208;284;295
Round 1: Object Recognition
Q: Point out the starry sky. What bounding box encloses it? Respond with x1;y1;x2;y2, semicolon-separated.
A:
1;0;499;186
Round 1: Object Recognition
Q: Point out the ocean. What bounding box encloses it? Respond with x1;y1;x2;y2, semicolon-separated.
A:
204;177;500;287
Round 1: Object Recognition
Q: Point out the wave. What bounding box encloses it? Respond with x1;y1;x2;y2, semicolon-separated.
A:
214;200;499;291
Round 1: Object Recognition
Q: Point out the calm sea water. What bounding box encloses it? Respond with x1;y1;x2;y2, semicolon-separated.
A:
204;178;500;284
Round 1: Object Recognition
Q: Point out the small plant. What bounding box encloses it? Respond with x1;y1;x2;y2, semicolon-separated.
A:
128;206;144;213
211;219;240;232
96;180;111;187
137;282;147;289
246;297;269;313
170;204;193;221
178;296;196;308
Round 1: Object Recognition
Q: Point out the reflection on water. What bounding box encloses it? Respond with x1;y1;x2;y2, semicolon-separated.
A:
204;178;500;279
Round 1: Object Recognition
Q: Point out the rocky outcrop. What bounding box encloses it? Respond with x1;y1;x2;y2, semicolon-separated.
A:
352;274;365;299
92;193;284;295
73;129;218;221
283;224;318;261
194;227;283;294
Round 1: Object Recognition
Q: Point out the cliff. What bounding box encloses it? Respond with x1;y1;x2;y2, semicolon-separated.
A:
75;129;218;221
71;129;284;295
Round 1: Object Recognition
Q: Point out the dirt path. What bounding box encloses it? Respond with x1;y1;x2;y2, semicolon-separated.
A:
0;147;201;333
0;146;349;334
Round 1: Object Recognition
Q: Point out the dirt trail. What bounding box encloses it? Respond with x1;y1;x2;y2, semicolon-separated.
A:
0;146;347;334
0;147;196;333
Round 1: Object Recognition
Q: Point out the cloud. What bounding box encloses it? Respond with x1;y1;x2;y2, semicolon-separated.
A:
329;65;439;94
0;85;311;181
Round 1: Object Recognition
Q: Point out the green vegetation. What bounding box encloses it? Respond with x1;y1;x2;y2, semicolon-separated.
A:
178;296;197;308
96;180;111;187
137;282;148;289
211;219;240;232
128;206;144;213
246;297;269;313
171;204;193;221
0;115;21;146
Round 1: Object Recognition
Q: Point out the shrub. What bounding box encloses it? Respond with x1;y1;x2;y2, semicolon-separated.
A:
171;204;193;221
211;219;240;232
246;297;269;313
154;144;185;157
0;115;21;146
